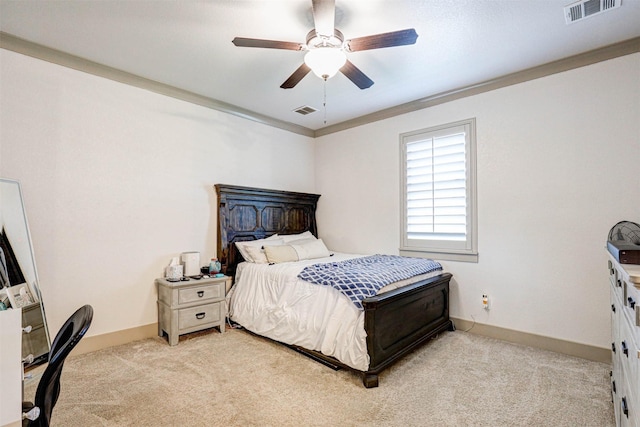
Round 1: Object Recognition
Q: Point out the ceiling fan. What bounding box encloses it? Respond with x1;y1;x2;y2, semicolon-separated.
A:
232;0;418;90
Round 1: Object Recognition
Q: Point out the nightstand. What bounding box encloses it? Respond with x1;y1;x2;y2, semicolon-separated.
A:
156;275;231;346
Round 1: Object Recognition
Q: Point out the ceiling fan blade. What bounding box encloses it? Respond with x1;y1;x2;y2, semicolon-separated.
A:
346;28;418;52
312;0;335;37
340;60;374;89
232;37;303;51
280;63;312;89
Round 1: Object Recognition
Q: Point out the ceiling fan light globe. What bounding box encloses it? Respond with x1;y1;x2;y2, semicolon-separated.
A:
304;48;346;80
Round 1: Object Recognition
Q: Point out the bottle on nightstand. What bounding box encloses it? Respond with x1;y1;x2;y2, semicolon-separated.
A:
209;258;221;274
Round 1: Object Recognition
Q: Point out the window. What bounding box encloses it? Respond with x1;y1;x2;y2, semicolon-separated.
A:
400;118;477;262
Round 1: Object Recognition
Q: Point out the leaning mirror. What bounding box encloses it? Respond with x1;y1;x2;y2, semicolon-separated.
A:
0;178;50;366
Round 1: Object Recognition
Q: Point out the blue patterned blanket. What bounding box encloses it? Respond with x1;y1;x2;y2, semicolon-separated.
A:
297;255;442;310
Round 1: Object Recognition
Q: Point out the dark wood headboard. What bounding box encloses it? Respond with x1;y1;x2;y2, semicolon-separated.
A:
215;184;320;278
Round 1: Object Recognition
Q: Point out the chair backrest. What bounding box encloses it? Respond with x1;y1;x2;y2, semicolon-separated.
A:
31;305;93;427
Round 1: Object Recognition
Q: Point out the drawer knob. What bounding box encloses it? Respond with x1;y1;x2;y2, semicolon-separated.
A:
22;406;40;421
628;297;636;309
197;291;204;297
622;397;628;417
612;379;617;394
617;279;622;287
612;342;616;353
621;340;628;357
611;304;616;312
196;312;206;320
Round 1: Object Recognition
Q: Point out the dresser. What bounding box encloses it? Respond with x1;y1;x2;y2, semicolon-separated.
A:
608;253;640;427
0;308;23;427
156;275;230;346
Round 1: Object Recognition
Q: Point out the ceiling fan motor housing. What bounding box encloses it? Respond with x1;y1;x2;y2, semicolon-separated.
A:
305;28;344;50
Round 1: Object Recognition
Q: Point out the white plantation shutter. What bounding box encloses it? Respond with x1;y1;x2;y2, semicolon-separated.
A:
400;119;477;262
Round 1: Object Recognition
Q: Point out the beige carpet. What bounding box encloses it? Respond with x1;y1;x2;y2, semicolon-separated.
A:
24;328;614;427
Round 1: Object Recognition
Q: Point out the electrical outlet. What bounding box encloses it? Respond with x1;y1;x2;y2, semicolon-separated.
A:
482;294;490;310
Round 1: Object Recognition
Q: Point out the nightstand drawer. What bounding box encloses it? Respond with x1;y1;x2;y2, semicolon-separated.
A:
178;283;224;305
178;302;223;330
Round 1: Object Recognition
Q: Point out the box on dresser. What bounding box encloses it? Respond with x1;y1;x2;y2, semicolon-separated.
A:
608;241;640;265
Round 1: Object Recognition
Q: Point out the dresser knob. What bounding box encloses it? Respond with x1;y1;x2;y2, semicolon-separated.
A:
628;297;636;309
611;304;616;312
22;354;34;365
612;342;616;353
197;291;204;297
621;340;628;357
23;406;40;421
22;325;32;334
622;397;629;417
196;312;206;320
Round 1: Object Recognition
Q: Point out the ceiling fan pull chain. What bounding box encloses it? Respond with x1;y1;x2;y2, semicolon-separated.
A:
323;80;327;125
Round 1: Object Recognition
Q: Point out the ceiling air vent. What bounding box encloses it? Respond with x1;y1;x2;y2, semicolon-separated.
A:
293;105;317;115
564;0;621;24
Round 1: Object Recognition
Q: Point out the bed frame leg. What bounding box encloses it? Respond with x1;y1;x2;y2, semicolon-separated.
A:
363;373;379;388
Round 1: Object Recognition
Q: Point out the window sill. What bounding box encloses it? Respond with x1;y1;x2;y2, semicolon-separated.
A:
399;249;478;263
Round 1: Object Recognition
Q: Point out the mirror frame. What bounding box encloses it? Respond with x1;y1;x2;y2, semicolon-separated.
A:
0;178;50;366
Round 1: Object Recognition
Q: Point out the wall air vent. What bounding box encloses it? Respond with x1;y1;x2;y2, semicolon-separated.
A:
293;105;317;115
564;0;621;24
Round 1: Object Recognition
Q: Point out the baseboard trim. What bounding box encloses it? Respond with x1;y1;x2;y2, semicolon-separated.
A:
451;317;611;364
72;323;158;356
71;319;611;364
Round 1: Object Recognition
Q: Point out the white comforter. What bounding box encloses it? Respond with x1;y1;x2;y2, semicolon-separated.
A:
228;253;441;371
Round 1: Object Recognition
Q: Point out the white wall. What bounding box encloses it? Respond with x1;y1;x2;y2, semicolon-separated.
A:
0;50;315;337
315;53;640;350
1;47;638;353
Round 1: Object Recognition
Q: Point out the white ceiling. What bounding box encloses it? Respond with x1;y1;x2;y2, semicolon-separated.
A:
1;0;639;134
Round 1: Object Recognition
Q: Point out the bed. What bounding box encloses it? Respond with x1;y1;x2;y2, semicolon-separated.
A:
215;184;454;388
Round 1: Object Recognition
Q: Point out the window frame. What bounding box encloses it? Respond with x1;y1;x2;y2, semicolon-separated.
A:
399;118;478;263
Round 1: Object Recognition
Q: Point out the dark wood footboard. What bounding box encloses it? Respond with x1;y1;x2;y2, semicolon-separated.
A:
287;272;453;388
362;272;453;388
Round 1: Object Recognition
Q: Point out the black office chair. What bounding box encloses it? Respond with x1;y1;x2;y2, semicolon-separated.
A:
23;304;93;427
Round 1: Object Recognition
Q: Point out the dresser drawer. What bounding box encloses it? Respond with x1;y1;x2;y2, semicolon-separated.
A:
178;302;223;330
21;302;44;329
623;280;640;344
178;282;224;305
610;259;620;287
619;318;639;396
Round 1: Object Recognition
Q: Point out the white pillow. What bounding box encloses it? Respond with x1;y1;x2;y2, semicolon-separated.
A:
264;245;299;263
264;238;331;264
286;237;317;246
291;238;330;260
235;237;284;263
280;231;316;243
244;240;284;264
